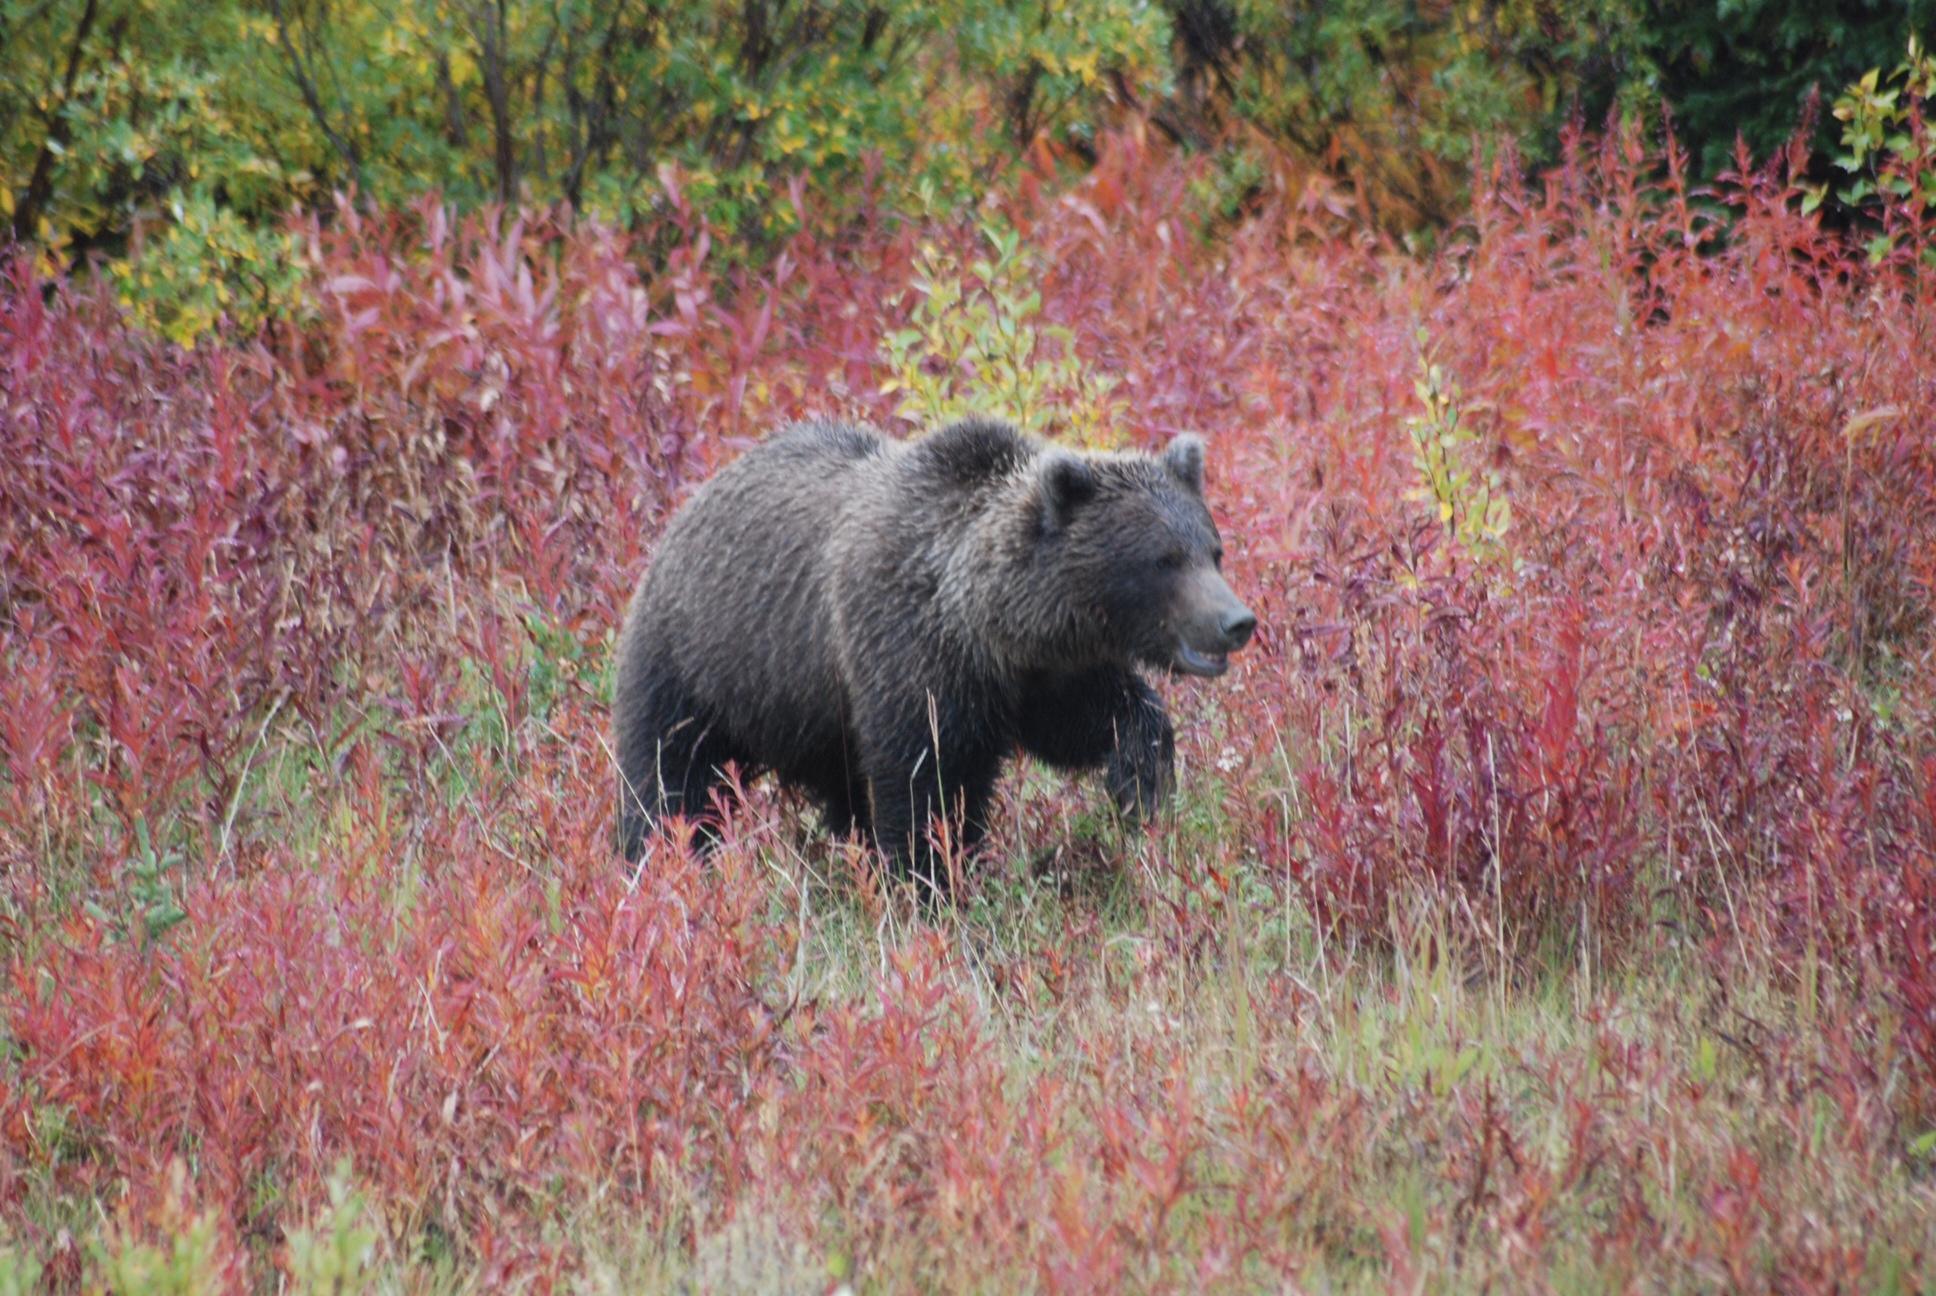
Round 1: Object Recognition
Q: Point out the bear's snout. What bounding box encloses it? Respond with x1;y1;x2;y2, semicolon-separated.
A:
1168;570;1256;678
1218;607;1257;651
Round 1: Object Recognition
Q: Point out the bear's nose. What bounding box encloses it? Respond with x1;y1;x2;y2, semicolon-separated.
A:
1219;608;1257;650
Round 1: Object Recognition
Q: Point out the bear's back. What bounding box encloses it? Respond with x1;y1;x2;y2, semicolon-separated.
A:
766;417;890;468
624;419;891;768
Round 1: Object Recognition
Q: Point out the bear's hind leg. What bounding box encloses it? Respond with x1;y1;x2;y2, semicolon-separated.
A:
616;668;743;860
809;769;871;843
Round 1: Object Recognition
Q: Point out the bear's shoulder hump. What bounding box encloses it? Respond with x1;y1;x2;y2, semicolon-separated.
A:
772;418;888;463
920;417;1034;485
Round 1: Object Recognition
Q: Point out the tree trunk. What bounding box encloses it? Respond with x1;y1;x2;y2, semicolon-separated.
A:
11;0;102;243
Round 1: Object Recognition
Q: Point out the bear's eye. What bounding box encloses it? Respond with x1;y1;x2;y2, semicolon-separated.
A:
1212;546;1225;569
1156;549;1186;571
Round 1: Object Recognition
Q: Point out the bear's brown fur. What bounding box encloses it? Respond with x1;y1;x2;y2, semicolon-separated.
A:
613;416;1255;890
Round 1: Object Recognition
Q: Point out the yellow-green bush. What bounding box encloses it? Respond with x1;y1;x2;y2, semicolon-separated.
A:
880;217;1124;445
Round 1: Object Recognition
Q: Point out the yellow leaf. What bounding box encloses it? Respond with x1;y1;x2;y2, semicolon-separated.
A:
1843;406;1902;442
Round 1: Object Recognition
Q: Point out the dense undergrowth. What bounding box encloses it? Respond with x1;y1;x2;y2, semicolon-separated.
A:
1;123;1934;1290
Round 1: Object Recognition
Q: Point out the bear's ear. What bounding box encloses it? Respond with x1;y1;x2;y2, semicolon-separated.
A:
1037;451;1096;532
1163;434;1206;494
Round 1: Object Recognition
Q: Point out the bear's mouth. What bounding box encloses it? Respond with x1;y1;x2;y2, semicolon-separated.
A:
1171;644;1230;678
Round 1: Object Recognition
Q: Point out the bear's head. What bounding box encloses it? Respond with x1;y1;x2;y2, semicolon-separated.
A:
1031;434;1256;678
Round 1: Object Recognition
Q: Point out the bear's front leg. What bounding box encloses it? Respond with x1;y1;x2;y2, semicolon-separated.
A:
858;694;1002;895
1017;667;1175;822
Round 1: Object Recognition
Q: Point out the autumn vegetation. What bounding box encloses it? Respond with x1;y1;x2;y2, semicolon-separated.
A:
3;2;1936;1291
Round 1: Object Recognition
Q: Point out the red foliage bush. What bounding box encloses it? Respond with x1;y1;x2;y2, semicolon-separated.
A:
2;713;784;1282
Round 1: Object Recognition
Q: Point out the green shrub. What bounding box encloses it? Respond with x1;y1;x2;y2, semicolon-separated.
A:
2;0;1164;338
1165;0;1646;228
284;1159;381;1296
1805;35;1936;264
1638;0;1935;181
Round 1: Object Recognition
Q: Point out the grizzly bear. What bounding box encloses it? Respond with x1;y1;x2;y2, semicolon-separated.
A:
613;416;1256;889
